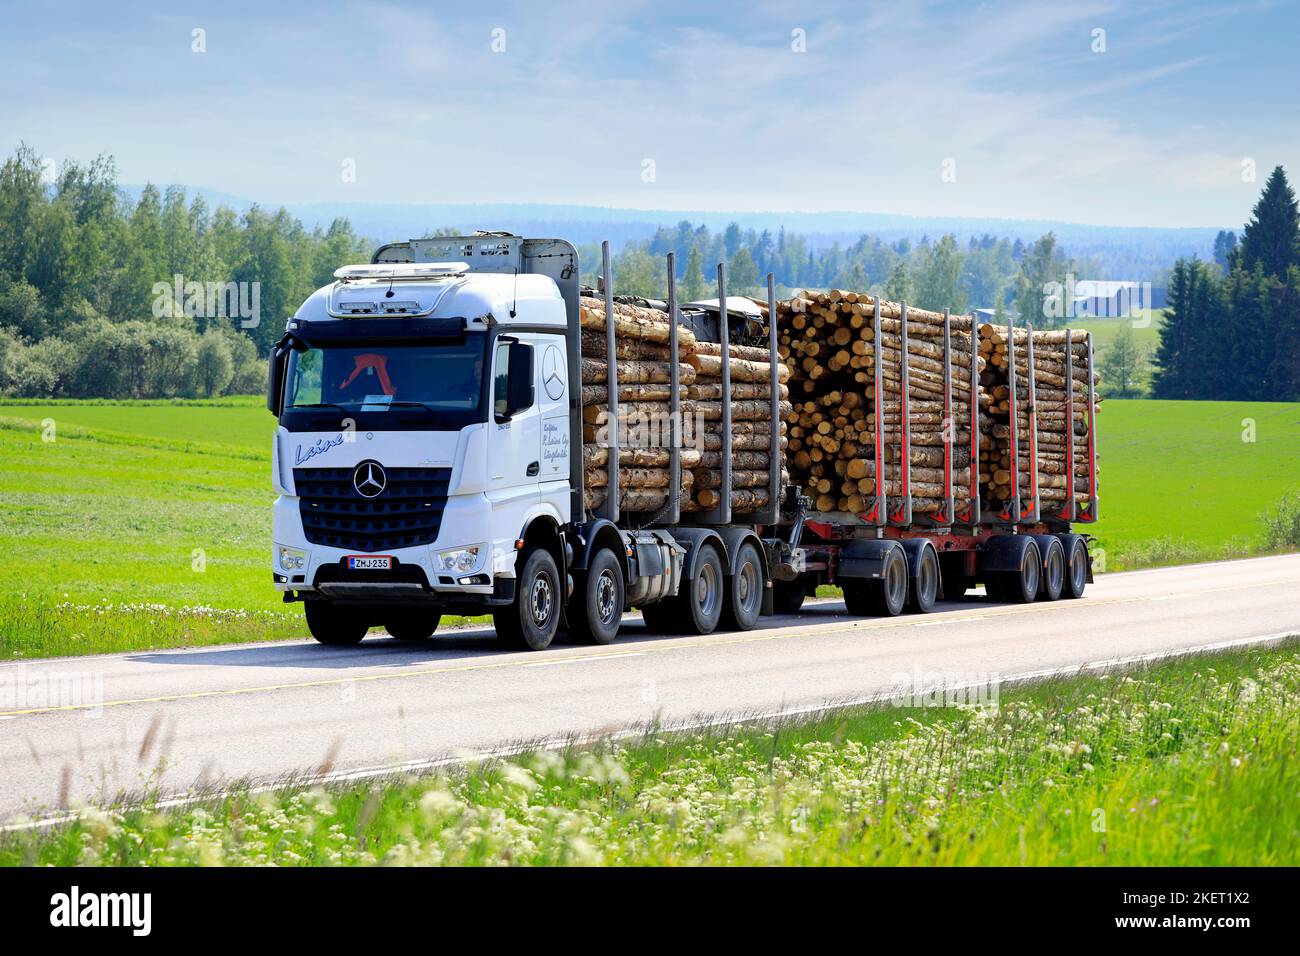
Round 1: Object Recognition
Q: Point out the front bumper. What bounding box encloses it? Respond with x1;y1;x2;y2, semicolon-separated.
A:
274;490;516;606
275;561;516;608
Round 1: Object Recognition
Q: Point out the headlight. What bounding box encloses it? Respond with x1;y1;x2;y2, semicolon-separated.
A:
278;546;307;571
436;546;481;573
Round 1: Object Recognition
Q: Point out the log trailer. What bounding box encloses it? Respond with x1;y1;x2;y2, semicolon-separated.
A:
265;233;1096;648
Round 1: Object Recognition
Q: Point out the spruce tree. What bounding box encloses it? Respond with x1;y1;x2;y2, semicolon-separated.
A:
1152;258;1223;399
1223;264;1277;401
1239;166;1300;281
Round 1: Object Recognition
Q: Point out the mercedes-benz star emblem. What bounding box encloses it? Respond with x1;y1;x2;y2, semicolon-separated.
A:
542;344;566;401
353;461;387;498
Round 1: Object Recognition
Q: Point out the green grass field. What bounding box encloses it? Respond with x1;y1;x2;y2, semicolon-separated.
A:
1089;400;1300;568
5;640;1296;866
1072;313;1163;353
1;397;1297;659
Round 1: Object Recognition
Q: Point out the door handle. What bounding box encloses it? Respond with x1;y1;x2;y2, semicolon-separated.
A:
526;461;540;477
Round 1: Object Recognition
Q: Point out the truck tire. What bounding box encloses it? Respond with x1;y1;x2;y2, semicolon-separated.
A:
568;548;624;645
720;541;764;631
305;600;368;646
643;544;725;635
1032;535;1066;602
987;540;1041;604
1059;534;1089;599
771;578;808;614
842;547;907;617
907;545;940;614
384;611;442;641
493;547;561;651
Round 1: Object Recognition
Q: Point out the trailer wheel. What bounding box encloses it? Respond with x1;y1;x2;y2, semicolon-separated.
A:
907;546;940;614
771;578;808;614
1060;535;1089;599
384;611;442;641
721;542;764;631
568;548;624;645
493;547;561;651
987;540;1041;604
1032;536;1066;602
305;600;368;646
843;547;907;617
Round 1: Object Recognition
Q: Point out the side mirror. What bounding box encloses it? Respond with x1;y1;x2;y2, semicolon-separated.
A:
501;341;534;420
266;345;287;416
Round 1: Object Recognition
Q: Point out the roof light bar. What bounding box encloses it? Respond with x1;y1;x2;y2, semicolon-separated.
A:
333;262;471;280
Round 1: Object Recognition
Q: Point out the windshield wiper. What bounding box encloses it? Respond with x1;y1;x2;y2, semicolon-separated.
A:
289;402;355;412
381;401;450;412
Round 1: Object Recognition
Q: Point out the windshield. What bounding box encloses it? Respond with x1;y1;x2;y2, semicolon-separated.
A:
280;332;488;431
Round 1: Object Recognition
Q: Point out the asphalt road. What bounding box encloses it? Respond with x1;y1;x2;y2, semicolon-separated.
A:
2;554;1297;823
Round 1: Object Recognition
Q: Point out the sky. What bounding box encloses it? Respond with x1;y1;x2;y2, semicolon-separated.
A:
2;0;1297;227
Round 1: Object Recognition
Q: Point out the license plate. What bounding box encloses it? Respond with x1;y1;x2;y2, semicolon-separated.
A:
346;555;392;571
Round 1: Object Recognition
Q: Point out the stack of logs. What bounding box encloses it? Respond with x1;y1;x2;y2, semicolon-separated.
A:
776;291;992;515
579;295;790;515
977;325;1100;508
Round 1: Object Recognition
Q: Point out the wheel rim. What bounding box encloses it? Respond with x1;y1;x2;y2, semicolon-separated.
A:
696;559;720;617
737;556;761;615
1070;544;1087;591
1047;549;1064;594
531;572;553;627
920;555;938;604
1022;550;1040;596
595;569;619;624
886;555;907;607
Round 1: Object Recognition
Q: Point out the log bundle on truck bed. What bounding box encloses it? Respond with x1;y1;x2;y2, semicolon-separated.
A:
579;292;791;517
775;289;1100;525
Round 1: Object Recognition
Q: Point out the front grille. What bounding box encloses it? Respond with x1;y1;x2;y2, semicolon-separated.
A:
294;466;452;553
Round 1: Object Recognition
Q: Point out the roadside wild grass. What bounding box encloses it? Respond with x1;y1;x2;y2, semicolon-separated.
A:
5;640;1297;866
1260;490;1300;552
0;597;306;658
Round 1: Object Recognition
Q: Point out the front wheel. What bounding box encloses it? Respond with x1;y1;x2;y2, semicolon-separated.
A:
493;547;561;651
569;548;624;645
305;600;368;646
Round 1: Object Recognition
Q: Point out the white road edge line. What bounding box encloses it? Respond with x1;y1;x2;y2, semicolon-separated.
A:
2;629;1295;834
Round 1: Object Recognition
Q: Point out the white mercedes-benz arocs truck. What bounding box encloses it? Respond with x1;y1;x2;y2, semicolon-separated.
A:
267;232;1095;650
266;233;782;649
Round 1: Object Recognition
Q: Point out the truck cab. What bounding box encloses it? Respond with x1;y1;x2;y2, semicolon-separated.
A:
267;235;583;646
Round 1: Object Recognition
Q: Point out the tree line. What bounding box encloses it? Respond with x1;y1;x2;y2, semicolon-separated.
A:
1152;166;1300;401
7;142;1238;404
0;144;371;399
582;223;1104;329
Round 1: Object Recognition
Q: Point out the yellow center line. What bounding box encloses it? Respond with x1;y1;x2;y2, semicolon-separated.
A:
0;577;1285;718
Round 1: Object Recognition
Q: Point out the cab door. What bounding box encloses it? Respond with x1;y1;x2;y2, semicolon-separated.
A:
486;335;541;504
